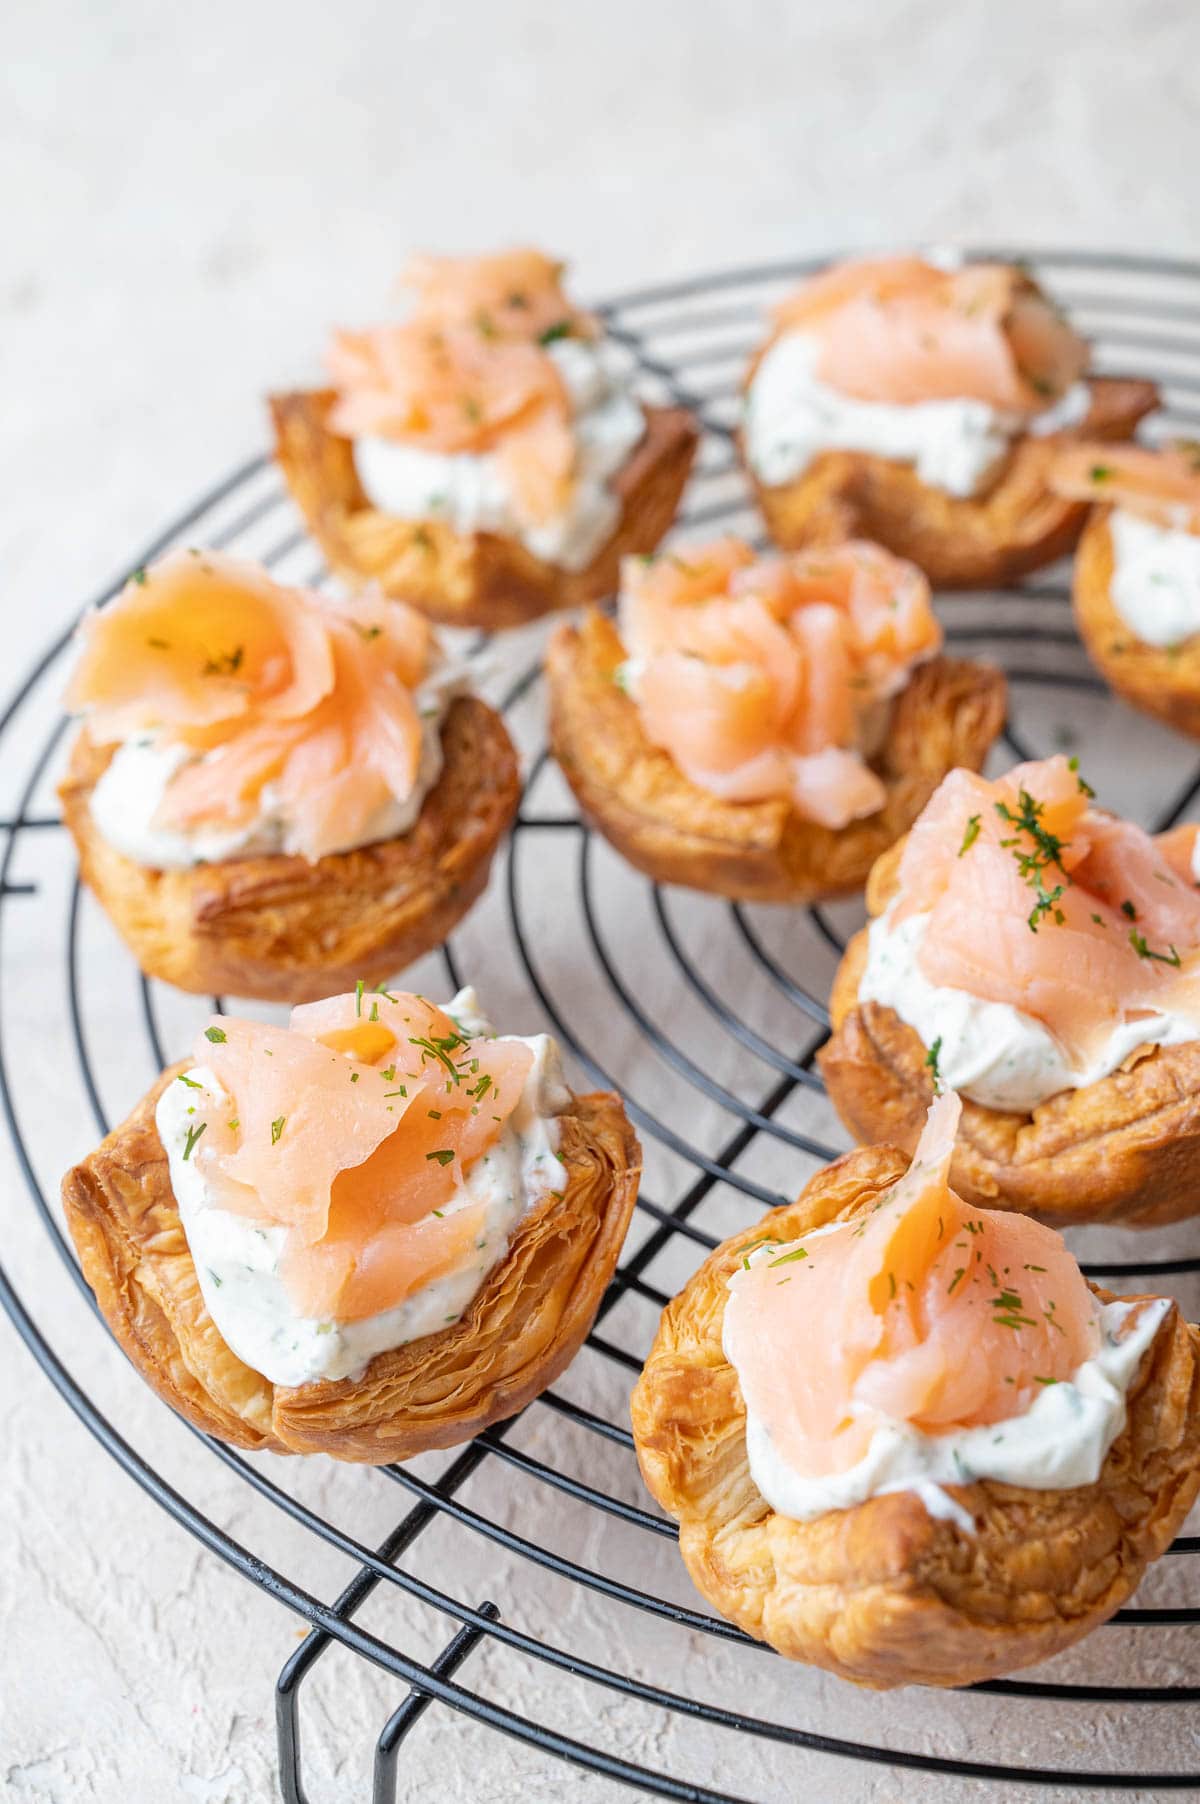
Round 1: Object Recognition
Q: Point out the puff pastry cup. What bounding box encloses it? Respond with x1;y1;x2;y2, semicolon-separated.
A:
631;1141;1200;1688
744;376;1158;591
546;611;1006;903
819;837;1200;1228
63;1068;640;1461
60;695;519;1004
270;389;699;630
1072;507;1200;739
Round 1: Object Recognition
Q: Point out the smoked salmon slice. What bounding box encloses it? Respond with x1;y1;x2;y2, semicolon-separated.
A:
194;990;533;1322
67;551;338;743
1050;440;1200;534
889;757;1200;1068
724;1092;1102;1479
325;249;600;529
619;538;941;828
770;257;1088;414
1156;822;1200;887
67;554;437;864
400;248;596;345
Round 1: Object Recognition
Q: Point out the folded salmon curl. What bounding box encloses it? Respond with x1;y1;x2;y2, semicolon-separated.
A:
616;536;942;828
326;248;603;532
66;550;448;864
187;989;537;1324
724;1092;1102;1480
770;256;1089;414
886;753;1200;1073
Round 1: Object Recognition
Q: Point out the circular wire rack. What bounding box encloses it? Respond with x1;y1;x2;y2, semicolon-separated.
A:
5;250;1200;1801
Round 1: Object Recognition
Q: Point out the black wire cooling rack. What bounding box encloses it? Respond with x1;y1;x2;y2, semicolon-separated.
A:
6;251;1200;1802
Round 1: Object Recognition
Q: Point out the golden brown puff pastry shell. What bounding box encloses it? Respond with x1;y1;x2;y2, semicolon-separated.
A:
631;1142;1200;1688
1072;507;1200;738
62;1068;641;1461
59;695;520;1004
742;377;1158;590
269;390;700;630
545;610;1006;904
818;838;1200;1228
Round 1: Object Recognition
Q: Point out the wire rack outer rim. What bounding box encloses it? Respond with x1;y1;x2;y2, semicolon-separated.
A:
4;249;1200;1801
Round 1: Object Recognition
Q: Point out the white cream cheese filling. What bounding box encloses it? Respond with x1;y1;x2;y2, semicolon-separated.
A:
89;658;465;870
155;987;570;1387
1109;507;1200;649
859;906;1200;1112
352;338;645;572
744;331;1091;500
724;1260;1168;1534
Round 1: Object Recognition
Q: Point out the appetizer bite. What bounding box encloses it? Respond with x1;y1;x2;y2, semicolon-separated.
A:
820;754;1200;1225
63;986;640;1459
59;551;519;1001
546;536;1005;901
741;255;1158;588
632;1093;1200;1688
271;249;699;629
1052;441;1200;736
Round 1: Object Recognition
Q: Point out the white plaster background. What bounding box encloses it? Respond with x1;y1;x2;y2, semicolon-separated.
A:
6;1;1200;1799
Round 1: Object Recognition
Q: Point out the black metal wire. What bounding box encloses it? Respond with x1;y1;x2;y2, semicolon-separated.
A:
3;251;1200;1801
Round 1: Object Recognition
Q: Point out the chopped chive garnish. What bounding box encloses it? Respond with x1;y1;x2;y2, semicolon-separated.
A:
182;1122;206;1161
958;813;981;857
426;1149;455;1166
1067;754;1095;798
408;1035;461;1080
201;644;244;677
1130;928;1182;966
995;786;1073;932
355;980;365;1017
271;1115;286;1144
176;1073;203;1089
204;1026;227;1043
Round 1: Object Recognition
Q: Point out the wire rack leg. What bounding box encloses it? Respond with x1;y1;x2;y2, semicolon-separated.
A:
275;1443;491;1804
372;1601;500;1804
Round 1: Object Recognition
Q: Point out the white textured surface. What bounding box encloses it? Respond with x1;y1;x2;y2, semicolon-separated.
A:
6;2;1200;1800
